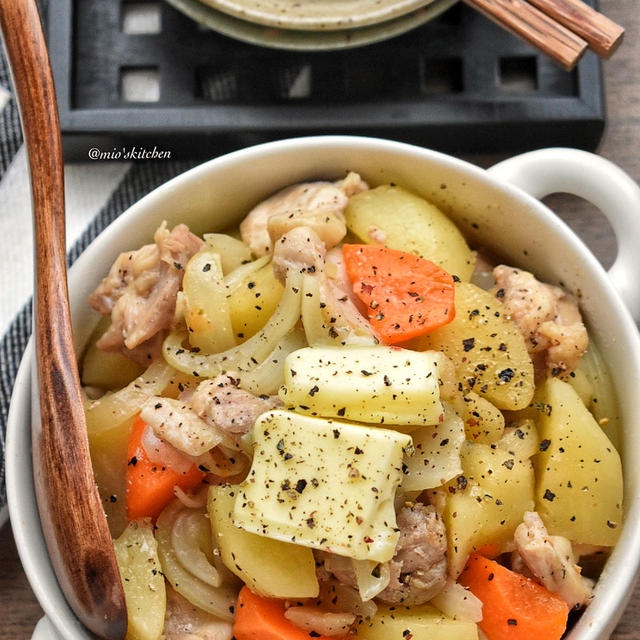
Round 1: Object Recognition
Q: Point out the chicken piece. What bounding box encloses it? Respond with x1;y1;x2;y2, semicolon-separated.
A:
164;588;233;640
88;243;155;315
514;511;594;609
271;225;327;283
140;396;222;457
268;209;346;257
320;504;447;606
377;503;448;605
337;171;370;198
538;321;589;375
492;265;588;376
191;374;281;449
89;223;203;360
492;266;561;349
136;417;196;473
240;173;368;257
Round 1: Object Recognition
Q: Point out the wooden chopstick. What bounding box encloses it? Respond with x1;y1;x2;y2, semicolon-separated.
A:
526;0;624;58
463;0;588;70
462;0;624;71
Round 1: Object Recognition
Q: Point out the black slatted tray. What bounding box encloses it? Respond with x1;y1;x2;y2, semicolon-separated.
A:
48;0;605;160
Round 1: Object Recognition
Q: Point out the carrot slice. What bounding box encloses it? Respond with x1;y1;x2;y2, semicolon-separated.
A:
475;542;502;559
233;586;344;640
458;553;569;640
342;244;455;344
125;415;205;521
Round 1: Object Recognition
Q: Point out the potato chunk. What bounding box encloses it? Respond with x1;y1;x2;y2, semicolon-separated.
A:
401;403;465;491
497;418;539;460
81;316;144;390
415;282;535;411
532;377;622;546
354;604;478;639
114;519;166;640
88;415;133;538
344;185;475;281
444;439;535;577
449;391;505;444
209;484;318;599
234;410;412;563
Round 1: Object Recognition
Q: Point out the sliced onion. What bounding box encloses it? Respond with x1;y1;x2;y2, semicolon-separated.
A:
322;551;352;577
223;254;270;291
319;553;387;605
237;327;308;396
284;606;355;637
301;273;377;348
156;500;238;620
171;508;222;587
85;360;176;436
351;559;391;602
573;339;621;448
315;579;378;620
183;248;236;354
192;445;249;479
173;485;209;509
163;272;303;378
203;233;253;275
431;578;483;623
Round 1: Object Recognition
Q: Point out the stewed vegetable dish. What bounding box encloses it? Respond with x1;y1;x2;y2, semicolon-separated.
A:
81;173;622;640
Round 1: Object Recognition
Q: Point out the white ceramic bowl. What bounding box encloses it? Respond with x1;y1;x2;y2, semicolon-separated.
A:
7;136;640;639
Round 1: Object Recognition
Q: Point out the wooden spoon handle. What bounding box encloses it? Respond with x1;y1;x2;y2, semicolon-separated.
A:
0;1;127;638
525;0;624;58
463;0;588;70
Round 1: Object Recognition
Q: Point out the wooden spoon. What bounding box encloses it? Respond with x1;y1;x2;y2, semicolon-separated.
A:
0;1;127;637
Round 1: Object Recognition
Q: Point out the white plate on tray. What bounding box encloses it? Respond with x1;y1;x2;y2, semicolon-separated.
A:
167;0;458;50
197;0;437;31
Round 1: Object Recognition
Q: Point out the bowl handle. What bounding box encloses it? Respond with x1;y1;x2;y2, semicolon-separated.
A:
488;148;640;323
31;617;64;640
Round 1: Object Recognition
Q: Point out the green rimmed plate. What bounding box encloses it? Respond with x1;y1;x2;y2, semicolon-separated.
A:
166;0;458;50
